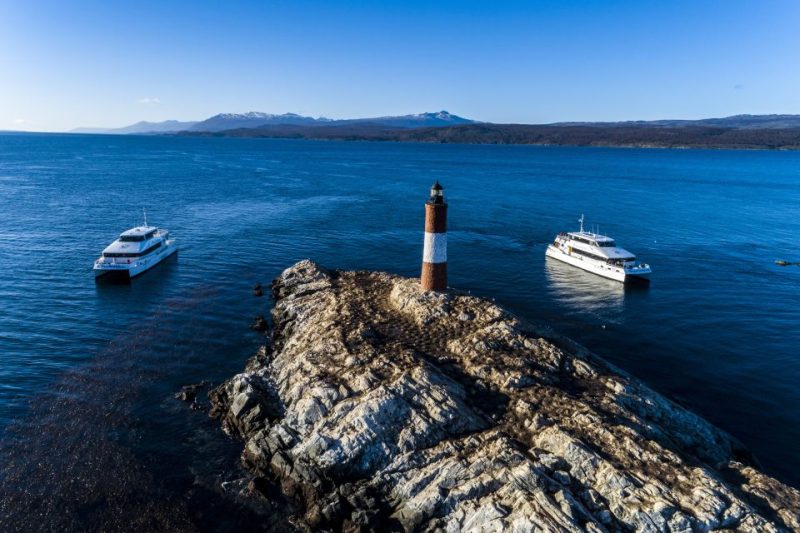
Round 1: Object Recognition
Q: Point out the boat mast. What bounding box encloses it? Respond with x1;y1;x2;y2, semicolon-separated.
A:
579;214;584;233
143;208;147;227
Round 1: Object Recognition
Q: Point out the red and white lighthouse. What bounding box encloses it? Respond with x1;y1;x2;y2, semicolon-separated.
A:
421;181;447;291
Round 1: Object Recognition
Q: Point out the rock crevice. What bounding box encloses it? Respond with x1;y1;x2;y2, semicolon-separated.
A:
211;260;800;531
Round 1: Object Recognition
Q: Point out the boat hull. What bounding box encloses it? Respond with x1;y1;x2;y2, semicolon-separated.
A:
94;241;177;280
545;245;650;283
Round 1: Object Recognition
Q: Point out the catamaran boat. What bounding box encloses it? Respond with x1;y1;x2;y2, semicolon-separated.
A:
93;211;177;280
545;215;651;283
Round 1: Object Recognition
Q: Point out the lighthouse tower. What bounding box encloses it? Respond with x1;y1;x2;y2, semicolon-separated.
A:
421;181;447;291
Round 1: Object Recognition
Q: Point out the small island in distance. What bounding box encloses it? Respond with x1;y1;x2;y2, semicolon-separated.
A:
71;111;800;150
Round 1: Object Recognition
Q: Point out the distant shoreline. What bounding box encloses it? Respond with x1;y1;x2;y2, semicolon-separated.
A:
172;123;800;151
5;128;800;151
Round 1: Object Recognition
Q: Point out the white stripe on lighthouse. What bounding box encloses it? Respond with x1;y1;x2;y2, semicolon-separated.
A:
423;232;447;263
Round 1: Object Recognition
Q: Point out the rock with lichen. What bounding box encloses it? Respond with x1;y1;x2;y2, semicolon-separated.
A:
210;260;800;531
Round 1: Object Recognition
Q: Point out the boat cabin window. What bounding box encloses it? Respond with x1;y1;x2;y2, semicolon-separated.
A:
570;235;593;245
571;247;607;262
597;240;616;247
104;241;162;258
608;257;635;266
119;230;156;242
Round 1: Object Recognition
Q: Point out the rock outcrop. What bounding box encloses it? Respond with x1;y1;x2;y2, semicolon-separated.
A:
210;260;800;531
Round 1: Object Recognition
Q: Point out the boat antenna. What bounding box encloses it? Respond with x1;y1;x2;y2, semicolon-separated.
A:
579;214;584;233
143;208;147;227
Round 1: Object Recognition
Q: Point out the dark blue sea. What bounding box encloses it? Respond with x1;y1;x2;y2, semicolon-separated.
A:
1;133;799;527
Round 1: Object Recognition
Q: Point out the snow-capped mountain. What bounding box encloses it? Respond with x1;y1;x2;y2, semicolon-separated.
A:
189;110;475;131
348;111;475;128
188;112;331;131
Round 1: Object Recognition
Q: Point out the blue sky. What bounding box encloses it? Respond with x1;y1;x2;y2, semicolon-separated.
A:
1;0;799;131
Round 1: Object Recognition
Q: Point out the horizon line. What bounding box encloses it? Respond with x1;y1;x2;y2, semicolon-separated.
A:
8;110;800;135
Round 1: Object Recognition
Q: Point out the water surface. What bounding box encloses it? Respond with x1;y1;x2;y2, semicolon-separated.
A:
1;134;798;526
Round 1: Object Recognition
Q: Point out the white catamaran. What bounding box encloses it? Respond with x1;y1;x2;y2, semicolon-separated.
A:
93;210;177;280
545;215;651;283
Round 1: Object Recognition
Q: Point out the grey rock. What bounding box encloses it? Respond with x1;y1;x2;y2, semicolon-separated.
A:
553;470;571;486
209;260;800;531
174;380;209;403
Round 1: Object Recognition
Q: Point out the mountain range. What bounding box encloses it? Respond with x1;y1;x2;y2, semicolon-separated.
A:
71;120;199;135
69;112;800;149
180;116;800;150
71;111;476;135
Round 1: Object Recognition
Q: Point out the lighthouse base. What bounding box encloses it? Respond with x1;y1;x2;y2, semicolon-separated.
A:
421;262;447;292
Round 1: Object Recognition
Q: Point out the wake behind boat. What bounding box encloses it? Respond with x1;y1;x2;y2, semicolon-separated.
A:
545;215;651;283
94;211;177;280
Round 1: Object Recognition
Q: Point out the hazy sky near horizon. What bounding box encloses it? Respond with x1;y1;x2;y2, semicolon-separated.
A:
2;0;799;131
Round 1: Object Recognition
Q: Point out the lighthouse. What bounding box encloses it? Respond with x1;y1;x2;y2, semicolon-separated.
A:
421;181;448;291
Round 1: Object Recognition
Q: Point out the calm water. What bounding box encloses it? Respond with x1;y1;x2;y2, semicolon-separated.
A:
1;133;799;526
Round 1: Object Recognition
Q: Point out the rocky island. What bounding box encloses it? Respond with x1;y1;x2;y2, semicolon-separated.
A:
209;261;800;531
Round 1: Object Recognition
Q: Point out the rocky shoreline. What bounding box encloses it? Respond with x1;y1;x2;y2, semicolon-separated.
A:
209;260;799;531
